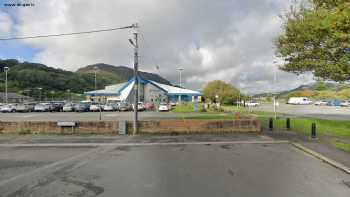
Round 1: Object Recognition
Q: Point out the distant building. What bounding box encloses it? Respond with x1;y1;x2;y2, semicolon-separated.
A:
0;92;34;103
85;77;202;103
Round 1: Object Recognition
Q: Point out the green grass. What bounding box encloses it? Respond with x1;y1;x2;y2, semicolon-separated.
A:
184;105;350;139
331;140;350;153
171;103;195;113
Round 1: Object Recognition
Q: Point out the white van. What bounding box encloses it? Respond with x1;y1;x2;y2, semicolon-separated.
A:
287;97;313;105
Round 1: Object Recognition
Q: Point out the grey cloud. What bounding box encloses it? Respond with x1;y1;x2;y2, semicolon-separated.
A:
10;0;312;94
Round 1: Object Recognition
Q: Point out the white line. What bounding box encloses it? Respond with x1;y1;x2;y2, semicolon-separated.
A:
291;143;350;175
0;140;290;147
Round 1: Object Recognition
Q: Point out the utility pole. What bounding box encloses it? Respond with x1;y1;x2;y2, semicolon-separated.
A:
273;60;277;120
129;23;139;135
177;68;184;104
4;67;9;104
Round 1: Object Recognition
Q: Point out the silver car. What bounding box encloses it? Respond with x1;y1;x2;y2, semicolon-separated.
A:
0;104;16;113
15;103;35;112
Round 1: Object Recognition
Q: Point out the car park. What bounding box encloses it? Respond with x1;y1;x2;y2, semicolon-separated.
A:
0;104;16;113
89;103;101;112
158;103;169;112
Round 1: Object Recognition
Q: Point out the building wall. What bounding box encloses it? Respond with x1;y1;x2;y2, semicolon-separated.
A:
144;83;167;103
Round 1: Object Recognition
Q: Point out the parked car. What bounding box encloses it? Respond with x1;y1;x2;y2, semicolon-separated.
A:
89;103;101;112
74;102;90;112
118;102;131;111
327;100;342;106
314;100;328;106
287;97;313;105
102;103;115;111
62;103;74;112
34;103;50;112
144;102;155;111
50;102;64;112
0;104;16;113
158;103;169;112
340;100;350;107
132;102;145;111
15;103;35;112
246;101;260;107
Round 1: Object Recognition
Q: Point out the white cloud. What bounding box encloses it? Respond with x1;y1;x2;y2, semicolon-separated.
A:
0;12;12;35
9;0;312;94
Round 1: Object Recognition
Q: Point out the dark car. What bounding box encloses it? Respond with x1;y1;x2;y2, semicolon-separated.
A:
49;102;64;112
74;102;90;112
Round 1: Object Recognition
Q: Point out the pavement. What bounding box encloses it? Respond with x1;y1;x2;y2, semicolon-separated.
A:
256;103;350;120
0;134;349;197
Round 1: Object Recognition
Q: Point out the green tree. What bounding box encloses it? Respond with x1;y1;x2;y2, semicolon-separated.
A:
203;80;240;105
276;0;350;81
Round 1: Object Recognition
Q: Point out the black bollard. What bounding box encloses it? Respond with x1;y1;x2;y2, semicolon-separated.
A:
286;118;291;130
311;123;316;139
269;118;273;131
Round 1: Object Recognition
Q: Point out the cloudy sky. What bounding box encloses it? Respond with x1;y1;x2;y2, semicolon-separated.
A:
0;0;313;94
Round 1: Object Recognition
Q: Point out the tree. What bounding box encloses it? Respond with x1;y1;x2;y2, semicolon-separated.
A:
275;0;350;81
203;80;240;105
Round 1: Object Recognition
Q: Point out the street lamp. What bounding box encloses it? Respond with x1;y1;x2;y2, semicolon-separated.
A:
38;87;42;102
273;60;278;120
67;89;71;101
177;68;184;104
93;66;98;90
4;67;9;104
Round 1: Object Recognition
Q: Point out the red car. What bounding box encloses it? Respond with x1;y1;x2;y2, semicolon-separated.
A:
144;103;155;111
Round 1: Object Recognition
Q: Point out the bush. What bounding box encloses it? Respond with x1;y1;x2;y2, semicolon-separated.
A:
17;128;32;135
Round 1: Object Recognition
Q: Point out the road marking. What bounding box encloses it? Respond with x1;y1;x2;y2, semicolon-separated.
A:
291;143;350;175
0;140;290;148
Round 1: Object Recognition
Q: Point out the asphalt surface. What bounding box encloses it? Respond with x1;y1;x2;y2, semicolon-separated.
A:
0;111;194;121
256;103;350;120
1;104;349;121
0;135;349;197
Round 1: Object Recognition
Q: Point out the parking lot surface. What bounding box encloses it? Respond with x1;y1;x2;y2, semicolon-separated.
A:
257;103;350;120
0;135;349;197
0;111;192;121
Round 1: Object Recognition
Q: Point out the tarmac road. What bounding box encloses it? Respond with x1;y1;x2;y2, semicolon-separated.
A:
256;103;350;120
0;135;349;197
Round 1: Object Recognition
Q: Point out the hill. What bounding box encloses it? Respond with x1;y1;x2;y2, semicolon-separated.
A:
0;59;171;100
254;82;350;100
77;63;171;85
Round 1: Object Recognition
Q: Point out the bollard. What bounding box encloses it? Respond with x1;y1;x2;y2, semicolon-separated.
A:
286;118;290;130
311;122;316;139
269;118;273;131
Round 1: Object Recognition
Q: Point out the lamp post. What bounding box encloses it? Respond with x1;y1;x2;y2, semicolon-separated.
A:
93;66;98;90
177;68;184;104
4;67;9;104
273;60;277;120
38;87;42;102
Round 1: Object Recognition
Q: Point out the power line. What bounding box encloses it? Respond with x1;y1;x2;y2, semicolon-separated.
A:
0;25;136;41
